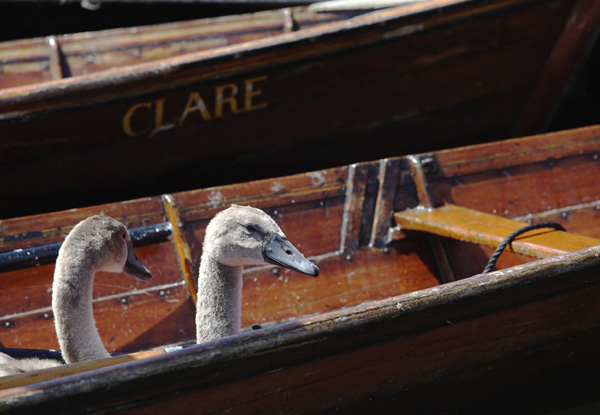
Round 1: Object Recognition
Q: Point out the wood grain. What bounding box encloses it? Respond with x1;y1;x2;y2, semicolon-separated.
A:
394;204;600;258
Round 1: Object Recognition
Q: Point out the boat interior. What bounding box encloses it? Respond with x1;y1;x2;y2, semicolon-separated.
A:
1;125;599;356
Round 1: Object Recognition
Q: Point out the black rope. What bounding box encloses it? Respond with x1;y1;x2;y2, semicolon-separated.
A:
482;221;566;274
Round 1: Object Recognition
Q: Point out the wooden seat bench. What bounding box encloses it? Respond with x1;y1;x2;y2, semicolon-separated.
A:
393;204;600;259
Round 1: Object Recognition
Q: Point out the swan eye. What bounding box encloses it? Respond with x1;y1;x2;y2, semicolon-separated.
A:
246;224;257;233
122;232;127;240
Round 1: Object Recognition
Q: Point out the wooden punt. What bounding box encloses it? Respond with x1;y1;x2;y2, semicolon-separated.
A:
1;124;600;413
2;0;600;219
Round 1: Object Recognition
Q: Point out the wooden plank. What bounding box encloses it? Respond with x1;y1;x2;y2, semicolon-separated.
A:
394;204;600;258
428;145;600;220
173;166;348;223
427;124;600;180
340;162;369;253
515;202;600;240
162;194;198;305
370;158;401;247
241;241;440;327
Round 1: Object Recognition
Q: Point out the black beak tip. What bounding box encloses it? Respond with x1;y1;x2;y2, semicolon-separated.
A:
312;264;320;277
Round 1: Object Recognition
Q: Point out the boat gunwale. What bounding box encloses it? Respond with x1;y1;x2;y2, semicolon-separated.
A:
0;0;534;110
0;8;359;62
415;124;600;180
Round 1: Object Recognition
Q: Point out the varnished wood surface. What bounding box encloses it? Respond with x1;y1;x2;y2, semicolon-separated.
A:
394;204;600;258
1;0;598;219
2;124;600;412
0;7;359;90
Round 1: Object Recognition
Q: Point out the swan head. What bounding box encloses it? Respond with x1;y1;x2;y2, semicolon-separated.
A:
65;214;152;283
204;205;319;276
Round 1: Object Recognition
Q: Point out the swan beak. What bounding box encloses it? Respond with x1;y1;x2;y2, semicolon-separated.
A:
263;234;320;277
123;245;152;283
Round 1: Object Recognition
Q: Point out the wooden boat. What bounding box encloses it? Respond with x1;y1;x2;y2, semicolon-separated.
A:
2;0;599;219
2;124;600;413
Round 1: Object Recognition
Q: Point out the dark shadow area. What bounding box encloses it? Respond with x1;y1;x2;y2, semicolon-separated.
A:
0;2;306;41
548;34;600;133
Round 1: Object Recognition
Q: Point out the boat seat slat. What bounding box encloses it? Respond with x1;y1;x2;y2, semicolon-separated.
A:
393;204;600;258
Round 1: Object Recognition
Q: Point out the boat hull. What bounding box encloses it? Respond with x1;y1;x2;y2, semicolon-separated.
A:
1;0;599;218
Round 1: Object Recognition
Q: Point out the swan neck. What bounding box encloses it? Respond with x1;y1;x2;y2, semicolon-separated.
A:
53;252;110;364
196;255;243;343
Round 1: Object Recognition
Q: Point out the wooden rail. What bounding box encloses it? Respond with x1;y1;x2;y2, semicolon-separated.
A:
393;204;600;258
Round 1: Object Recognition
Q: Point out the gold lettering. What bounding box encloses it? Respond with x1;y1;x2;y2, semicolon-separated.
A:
154;98;166;132
123;76;269;135
215;83;240;118
179;92;212;126
243;76;268;112
123;102;152;137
